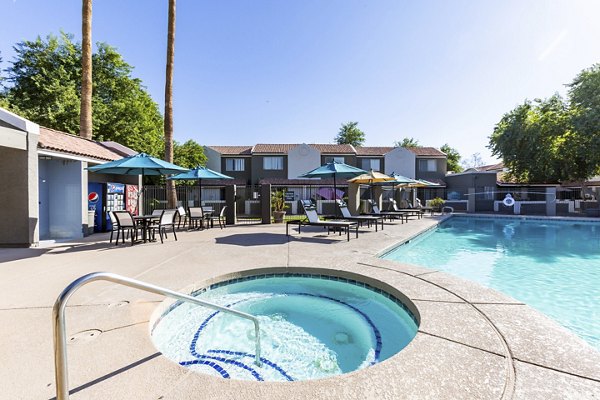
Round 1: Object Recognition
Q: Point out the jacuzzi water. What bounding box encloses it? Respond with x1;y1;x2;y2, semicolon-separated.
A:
383;216;600;350
151;275;418;381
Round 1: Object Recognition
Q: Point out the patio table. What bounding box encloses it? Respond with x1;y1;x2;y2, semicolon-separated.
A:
133;215;159;243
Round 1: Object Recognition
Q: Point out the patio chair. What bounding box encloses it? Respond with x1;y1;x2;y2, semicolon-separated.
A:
389;199;424;219
368;200;406;223
176;206;188;229
206;206;227;229
336;200;384;231
112;211;141;246
150;209;178;243
286;200;359;241
187;207;206;230
108;211;121;244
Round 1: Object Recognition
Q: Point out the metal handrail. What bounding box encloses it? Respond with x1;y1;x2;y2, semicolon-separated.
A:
52;272;262;400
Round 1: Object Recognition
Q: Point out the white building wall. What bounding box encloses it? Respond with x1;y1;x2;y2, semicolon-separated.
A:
43;158;84;239
287;143;321;179
384;147;416;178
204;147;222;172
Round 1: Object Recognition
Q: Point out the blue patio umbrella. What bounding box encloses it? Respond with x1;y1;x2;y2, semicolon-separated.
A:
299;161;367;215
167;166;233;205
87;153;189;213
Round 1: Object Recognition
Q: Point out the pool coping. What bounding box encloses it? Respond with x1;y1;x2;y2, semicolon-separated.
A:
1;214;600;399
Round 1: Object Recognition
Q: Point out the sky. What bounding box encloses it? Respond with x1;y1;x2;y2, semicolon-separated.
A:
1;0;599;164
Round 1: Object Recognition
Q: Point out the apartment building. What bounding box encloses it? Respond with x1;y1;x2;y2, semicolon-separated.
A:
204;143;447;185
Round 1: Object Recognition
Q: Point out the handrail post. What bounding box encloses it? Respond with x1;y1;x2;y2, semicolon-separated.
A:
53;272;262;400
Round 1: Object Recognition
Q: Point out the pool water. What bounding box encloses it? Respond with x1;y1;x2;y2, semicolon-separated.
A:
383;216;600;350
151;275;418;381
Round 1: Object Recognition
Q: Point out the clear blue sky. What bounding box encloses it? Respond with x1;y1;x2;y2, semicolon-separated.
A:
2;0;599;164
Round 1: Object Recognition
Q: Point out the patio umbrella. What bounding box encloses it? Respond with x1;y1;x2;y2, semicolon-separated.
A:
167;166;233;206
347;170;394;200
299;161;367;215
87;153;189;213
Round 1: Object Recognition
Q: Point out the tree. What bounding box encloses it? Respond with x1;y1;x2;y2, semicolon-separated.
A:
80;0;93;139
567;64;600;181
164;0;177;208
394;137;420;148
488;96;574;182
440;144;462;173
335;121;365;146
461;152;485;170
2;32;165;156
174;140;207;169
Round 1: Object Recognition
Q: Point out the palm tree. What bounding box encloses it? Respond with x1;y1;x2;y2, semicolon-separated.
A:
164;0;177;208
80;0;93;139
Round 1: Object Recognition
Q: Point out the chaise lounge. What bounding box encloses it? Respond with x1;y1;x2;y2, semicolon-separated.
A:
336;200;384;231
286;200;359;241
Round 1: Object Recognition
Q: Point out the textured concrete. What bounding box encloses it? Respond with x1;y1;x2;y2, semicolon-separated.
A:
0;214;599;399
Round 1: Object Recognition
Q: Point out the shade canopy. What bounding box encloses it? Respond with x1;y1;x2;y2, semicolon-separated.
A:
87;153;188;176
299;161;367;179
416;179;441;186
167;166;233;181
347;170;394;184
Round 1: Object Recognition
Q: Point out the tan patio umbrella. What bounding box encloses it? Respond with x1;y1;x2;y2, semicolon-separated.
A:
348;170;395;201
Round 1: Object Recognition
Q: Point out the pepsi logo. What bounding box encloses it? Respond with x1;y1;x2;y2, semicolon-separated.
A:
88;192;99;203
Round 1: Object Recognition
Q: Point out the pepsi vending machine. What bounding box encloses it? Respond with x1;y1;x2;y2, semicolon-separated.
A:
105;182;125;230
88;183;104;232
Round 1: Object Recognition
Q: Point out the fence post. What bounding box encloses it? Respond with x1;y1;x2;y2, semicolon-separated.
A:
546;187;556;216
467;187;475;213
261;184;272;224
225;184;236;225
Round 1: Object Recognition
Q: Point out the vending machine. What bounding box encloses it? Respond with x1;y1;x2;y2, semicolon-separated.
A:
88;182;104;233
105;182;125;230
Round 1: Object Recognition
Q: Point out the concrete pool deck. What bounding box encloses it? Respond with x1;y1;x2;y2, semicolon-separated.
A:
1;215;599;399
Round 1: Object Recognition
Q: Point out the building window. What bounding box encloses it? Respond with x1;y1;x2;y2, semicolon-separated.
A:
225;158;245;171
419;159;437;172
263;156;283;170
361;158;381;171
325;156;345;164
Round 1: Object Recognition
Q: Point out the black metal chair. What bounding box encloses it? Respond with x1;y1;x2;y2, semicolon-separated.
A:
112;211;141;246
207;206;227;229
188;207;205;230
150;209;178;243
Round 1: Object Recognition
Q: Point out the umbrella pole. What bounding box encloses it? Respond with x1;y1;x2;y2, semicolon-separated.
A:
199;179;202;207
333;173;338;217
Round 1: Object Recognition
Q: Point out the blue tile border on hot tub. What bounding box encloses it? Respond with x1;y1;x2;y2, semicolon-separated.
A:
151;272;419;333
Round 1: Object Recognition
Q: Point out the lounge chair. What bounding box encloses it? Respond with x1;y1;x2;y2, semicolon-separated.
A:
389;199;424;219
286;200;359;241
367;200;407;223
335;200;384;231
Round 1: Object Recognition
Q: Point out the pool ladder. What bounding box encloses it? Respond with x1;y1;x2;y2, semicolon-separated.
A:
52;272;262;400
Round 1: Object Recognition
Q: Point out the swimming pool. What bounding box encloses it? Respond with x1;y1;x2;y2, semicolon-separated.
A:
151;273;418;381
383;216;600;350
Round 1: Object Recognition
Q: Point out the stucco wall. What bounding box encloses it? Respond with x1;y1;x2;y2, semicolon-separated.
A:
203;147;222;172
0;147;32;245
384;147;415;178
288;144;321;179
39;158;84;239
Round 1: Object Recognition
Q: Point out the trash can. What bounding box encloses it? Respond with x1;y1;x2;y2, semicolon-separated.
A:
87;210;96;235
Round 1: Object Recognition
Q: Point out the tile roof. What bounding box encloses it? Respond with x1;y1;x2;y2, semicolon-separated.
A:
478;162;504;172
310;144;355;154
38;127;122;161
207;146;253;155
408;147;446;157
355;146;395;156
252;144;300;154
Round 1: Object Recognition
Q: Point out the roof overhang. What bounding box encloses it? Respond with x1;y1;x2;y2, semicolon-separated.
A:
38;149;115;164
